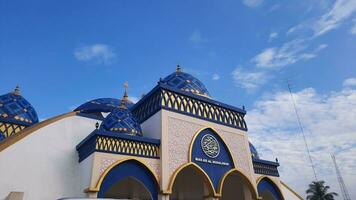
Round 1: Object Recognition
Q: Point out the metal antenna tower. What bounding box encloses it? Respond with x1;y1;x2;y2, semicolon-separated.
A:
331;154;351;200
287;81;318;181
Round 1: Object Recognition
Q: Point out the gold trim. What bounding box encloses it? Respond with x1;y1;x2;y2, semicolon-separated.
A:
188;127;237;167
164;162;218;197
218;168;260;199
0;111;78;152
280;181;304;200
87;157;160;193
256;176;285;200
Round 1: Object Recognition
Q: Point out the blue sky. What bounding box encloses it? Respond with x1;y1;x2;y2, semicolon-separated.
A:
1;0;356;198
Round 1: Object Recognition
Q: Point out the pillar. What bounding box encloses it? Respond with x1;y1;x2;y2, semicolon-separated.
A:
159;194;170;200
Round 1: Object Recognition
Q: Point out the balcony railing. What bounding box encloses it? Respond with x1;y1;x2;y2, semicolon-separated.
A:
76;129;160;162
253;158;280;177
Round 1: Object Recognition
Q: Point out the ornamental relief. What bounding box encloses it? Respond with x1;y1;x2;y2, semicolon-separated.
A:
167;116;252;181
99;158;117;175
220;130;252;178
168;116;203;178
98;156;161;181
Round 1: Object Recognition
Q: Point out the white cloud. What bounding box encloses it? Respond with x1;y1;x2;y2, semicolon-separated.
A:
286;0;356;37
313;0;356;37
74;44;116;65
268;32;279;42
315;43;328;51
256;0;355;70
351;25;356;34
243;0;263;7
129;96;139;103
189;30;207;44
231;68;269;91
247;80;356;199
252;40;327;69
343;78;356;87
253;39;309;68
212;73;220;81
351;20;356;34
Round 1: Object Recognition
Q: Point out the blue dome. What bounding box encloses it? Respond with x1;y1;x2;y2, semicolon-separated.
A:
163;66;210;97
74;98;134;113
249;142;260;159
0;87;39;126
100;106;142;136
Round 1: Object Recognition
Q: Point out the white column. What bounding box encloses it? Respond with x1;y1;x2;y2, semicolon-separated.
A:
5;192;24;200
159;194;170;200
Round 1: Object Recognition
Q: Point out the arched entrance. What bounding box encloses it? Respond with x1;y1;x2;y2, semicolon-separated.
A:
219;169;259;200
97;159;159;200
104;177;151;199
170;163;216;200
257;177;284;200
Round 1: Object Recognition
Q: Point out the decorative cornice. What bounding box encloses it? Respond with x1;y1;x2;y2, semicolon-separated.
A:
76;129;161;162
253;158;280;177
131;84;247;131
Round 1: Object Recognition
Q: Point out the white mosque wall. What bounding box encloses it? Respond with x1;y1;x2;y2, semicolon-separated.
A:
160;109;255;192
0;115;97;200
79;154;94;194
280;182;304;200
140;111;162;140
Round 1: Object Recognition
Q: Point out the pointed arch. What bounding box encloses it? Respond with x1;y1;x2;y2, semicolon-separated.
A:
218;168;259;199
93;158;159;200
188;127;236;166
257;176;284;200
167;162;217;197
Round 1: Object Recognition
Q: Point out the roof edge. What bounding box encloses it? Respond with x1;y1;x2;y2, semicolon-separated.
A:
280;181;304;200
0;111;78;152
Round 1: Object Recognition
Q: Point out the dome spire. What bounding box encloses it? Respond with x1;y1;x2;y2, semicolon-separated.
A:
13;85;20;96
123;81;129;101
176;64;182;73
119;81;129;109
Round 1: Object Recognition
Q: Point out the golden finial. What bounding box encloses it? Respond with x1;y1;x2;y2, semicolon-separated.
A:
13;85;20;95
176;65;182;73
119;81;129;109
123;81;129;101
119;99;127;109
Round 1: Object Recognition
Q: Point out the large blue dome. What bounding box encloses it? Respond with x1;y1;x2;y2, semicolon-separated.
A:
74;98;134;113
163;66;210;97
0;86;39;126
100;104;142;136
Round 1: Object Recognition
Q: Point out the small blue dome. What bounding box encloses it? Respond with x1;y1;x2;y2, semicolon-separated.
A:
74;98;134;113
100;106;142;136
0;87;39;125
163;66;210;97
249;142;260;159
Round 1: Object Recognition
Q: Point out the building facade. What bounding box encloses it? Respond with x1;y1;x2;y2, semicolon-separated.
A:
0;67;303;200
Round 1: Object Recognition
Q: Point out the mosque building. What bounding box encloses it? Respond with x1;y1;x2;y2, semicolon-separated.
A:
0;66;304;200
